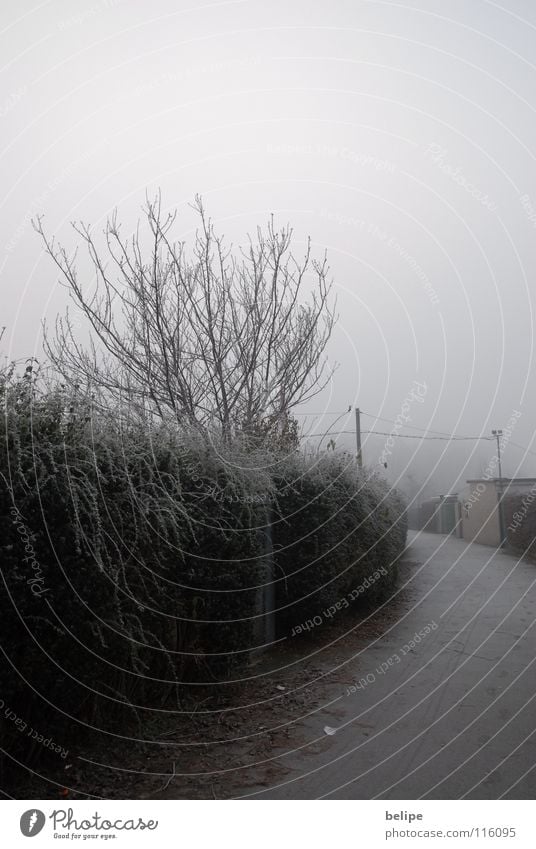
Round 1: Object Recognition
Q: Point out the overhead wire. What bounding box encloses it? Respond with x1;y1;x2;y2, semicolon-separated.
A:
301;429;494;441
296;409;533;454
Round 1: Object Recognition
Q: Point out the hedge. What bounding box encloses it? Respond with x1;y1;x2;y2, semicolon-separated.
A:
0;374;271;772
503;492;536;559
0;370;406;778
271;453;407;635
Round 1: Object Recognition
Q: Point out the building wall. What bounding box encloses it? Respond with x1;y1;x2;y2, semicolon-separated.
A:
460;482;501;546
440;496;463;537
420;498;441;533
419;495;462;536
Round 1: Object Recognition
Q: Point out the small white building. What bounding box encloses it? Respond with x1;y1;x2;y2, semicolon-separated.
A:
459;478;536;547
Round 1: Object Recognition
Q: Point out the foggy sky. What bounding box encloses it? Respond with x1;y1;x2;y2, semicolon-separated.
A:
1;0;536;498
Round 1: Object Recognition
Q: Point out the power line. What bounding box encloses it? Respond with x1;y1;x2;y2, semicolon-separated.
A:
295;407;489;440
300;429;355;438
293;410;351;417
301;429;494;441
508;440;536;458
359;409;456;438
362;431;494;441
297;411;534;459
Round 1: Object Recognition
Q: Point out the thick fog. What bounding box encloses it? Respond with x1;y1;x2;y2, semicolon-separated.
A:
2;0;536;500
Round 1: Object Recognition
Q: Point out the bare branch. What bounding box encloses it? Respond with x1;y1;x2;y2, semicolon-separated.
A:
35;198;336;446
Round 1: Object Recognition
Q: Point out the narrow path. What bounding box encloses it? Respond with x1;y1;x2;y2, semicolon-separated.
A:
243;531;536;799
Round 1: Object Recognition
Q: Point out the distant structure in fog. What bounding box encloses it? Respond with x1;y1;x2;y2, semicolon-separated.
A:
418;495;462;537
415;478;536;549
459;478;536;548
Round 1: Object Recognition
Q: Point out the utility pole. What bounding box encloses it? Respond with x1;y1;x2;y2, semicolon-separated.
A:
492;428;506;547
355;407;363;468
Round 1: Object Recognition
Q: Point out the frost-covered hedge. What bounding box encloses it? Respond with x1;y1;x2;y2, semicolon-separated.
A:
271;454;407;635
504;493;536;559
0;369;406;777
0;372;272;768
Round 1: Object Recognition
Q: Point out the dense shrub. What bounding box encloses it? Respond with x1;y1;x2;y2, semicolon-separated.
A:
503;493;536;559
0;371;272;772
271;453;407;635
0;368;406;778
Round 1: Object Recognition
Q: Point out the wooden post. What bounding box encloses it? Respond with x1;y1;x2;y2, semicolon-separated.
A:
355;407;363;468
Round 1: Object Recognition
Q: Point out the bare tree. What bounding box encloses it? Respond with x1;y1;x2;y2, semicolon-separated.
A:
35;195;336;442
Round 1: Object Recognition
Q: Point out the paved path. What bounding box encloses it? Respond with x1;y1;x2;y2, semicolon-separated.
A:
244;531;536;799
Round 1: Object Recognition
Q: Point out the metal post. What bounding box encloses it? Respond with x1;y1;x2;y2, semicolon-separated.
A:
496;431;503;481
355;407;362;468
492;429;506;547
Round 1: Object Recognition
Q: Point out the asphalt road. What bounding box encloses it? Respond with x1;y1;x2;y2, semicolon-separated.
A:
244;531;536;799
